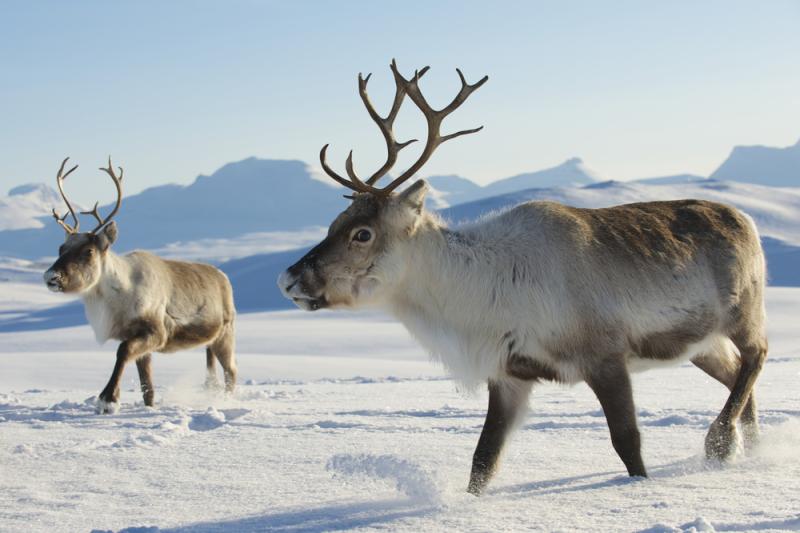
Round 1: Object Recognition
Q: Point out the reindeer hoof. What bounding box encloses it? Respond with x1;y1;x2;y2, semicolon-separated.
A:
204;377;222;392
96;398;120;414
705;421;742;460
467;474;489;496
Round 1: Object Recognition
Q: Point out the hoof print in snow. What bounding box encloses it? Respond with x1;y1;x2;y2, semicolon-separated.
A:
188;408;227;431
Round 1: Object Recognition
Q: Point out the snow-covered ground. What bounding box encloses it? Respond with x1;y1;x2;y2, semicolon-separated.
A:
0;281;798;532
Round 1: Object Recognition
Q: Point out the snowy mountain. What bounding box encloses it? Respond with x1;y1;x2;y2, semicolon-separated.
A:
421;157;599;209
710;139;800;187
424;175;482;209
443;179;800;246
0;156;600;259
479;157;599;197
0;159;346;259
0;183;66;231
0;138;798;302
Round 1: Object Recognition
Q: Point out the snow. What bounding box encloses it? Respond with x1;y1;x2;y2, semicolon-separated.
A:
0;280;798;532
1;149;798;531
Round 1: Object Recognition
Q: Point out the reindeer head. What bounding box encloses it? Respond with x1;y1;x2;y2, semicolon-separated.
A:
44;157;124;294
278;60;487;311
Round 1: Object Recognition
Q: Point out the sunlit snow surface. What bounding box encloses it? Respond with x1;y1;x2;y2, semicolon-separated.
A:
0;284;798;532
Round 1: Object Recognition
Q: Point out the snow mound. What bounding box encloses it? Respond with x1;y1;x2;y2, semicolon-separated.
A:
187;407;226;431
327;453;440;502
640;517;716;532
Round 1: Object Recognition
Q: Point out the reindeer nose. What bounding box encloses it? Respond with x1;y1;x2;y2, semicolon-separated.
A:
44;269;62;291
277;270;296;297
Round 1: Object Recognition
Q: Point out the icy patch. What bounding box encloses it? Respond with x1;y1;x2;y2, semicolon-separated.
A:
327;453;440;503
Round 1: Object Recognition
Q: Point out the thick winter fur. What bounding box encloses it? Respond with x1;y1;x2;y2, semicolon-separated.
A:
279;181;768;494
45;222;237;412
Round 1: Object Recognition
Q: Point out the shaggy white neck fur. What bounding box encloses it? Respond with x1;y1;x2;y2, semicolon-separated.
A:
385;216;543;388
81;252;131;344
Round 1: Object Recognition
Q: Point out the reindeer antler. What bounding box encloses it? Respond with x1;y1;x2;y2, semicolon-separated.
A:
81;156;124;234
320;59;488;197
52;157;80;234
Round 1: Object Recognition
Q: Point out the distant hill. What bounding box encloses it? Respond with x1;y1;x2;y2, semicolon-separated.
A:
424;175;482;208
0;159;347;259
0;156;600;258
0;138;798;261
423;157;599;208
0;183;67;232
480;157;599;197
442;179;800;247
710;139;800;187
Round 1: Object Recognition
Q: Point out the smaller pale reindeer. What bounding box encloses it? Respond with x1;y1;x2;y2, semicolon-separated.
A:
44;158;237;413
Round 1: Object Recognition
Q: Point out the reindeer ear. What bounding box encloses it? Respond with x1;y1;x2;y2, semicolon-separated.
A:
98;221;118;249
398;180;429;212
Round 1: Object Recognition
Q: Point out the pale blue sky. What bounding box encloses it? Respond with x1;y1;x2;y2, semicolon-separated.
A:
1;0;798;203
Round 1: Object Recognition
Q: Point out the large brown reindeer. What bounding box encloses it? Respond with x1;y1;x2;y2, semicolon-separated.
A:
44;158;237;413
278;60;768;494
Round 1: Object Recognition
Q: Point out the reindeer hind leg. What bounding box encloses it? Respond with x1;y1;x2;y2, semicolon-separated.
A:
203;347;222;391
704;321;767;460
136;353;155;407
691;339;758;448
210;323;237;394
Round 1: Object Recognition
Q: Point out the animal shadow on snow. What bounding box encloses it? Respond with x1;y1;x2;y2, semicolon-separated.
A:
119;499;439;533
634;513;800;532
490;450;748;500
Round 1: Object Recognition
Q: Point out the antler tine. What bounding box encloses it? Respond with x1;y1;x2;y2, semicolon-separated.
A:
91;156;124;234
52;209;76;233
80;201;104;227
318;61;486;198
441;68;489;117
344;151;378;192
379;65;488;194
53;157;80;234
320;144;373;194
359;59;427;185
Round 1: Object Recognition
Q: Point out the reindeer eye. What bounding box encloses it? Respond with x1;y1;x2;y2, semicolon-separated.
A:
353;229;372;243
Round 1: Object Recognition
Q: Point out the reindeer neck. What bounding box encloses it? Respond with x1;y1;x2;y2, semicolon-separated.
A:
390;218;499;321
82;250;131;301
